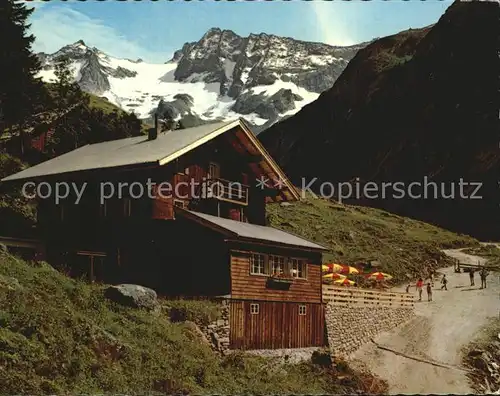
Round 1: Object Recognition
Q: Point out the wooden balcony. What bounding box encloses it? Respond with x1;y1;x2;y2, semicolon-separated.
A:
203;178;249;205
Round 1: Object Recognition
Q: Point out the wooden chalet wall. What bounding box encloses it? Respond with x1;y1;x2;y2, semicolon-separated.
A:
228;245;324;349
117;217;231;296
150;128;268;223
230;247;322;303
36;123;269;229
41;205;232;295
28;123;326;351
229;300;324;350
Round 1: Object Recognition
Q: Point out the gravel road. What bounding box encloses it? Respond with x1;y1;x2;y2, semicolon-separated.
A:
350;248;499;394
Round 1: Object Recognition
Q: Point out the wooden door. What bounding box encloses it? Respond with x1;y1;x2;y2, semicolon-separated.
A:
229;301;245;348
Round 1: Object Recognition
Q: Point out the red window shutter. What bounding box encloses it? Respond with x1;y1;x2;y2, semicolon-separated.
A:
152;184;174;220
229;208;240;221
31;136;41;151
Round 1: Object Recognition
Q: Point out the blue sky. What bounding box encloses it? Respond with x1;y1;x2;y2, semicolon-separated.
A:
29;0;453;63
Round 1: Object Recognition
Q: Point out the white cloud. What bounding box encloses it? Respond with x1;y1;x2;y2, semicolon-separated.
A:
311;2;357;46
29;5;171;63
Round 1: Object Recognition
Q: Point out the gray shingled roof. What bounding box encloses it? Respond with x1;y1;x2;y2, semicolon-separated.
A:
185;210;328;251
1;120;236;182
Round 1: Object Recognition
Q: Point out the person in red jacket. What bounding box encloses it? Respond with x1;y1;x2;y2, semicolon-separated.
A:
416;278;424;301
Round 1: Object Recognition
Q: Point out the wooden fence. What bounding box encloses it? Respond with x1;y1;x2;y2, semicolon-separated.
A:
322;285;415;309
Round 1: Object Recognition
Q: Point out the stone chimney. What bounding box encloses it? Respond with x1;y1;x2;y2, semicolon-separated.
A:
149;113;160;140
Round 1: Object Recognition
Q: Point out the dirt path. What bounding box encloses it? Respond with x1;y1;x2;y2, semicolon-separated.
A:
350;248;500;395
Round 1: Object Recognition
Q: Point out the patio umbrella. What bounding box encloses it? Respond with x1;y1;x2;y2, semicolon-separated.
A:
339;265;359;275
322;264;331;272
366;272;393;281
322;273;347;280
323;263;344;273
333;278;355;286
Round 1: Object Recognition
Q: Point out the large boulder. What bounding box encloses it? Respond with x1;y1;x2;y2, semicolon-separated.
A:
104;284;159;311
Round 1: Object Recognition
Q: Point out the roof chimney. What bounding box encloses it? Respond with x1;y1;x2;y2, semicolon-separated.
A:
150;113;159;140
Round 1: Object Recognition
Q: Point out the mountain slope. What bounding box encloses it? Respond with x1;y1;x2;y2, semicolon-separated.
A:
37;31;366;131
0;250;385;394
260;1;500;240
268;197;476;283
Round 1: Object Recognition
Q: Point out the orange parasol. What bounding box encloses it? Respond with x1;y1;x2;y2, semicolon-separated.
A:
339;265;359;275
333;278;355;286
366;272;393;281
322;273;347;280
323;263;344;273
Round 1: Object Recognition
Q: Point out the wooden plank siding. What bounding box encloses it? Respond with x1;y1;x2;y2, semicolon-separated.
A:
230;250;322;303
229;300;324;349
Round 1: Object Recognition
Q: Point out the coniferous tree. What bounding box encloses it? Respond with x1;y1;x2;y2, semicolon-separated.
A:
53;56;84;106
54;56;73;101
0;0;46;141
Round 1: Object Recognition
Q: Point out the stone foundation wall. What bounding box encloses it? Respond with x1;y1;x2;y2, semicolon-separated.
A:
242;347;322;364
200;299;231;354
192;297;414;359
325;303;415;358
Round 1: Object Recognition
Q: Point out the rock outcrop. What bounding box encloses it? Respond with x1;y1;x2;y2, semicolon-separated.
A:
465;330;500;394
104;284;159;311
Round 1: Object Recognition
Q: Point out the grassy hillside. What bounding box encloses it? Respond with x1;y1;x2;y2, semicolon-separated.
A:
268;197;478;283
0;251;387;394
87;93;151;133
45;82;150;133
87;93;124;114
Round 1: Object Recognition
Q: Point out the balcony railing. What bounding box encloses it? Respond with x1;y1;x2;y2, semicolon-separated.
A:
203;178;249;205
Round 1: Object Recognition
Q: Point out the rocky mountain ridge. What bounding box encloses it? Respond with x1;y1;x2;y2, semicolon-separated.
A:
37;29;366;132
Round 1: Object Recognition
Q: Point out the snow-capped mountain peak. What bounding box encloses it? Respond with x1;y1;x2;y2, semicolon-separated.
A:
37;29;366;133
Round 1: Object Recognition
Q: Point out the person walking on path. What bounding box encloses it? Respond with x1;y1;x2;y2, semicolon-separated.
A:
426;270;434;287
469;269;475;286
480;267;489;289
426;282;433;302
416;278;424;301
441;274;448;291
